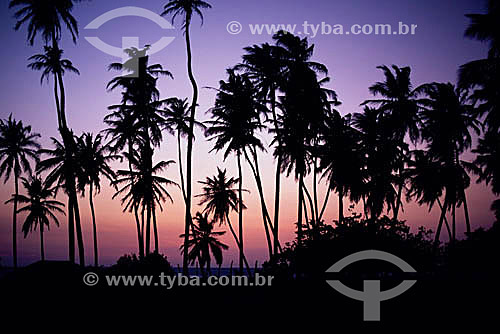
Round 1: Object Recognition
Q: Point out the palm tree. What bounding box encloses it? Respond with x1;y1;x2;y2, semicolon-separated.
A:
75;133;120;267
418;82;481;242
0;115;40;268
112;145;178;255
271;31;337;243
464;0;500;58
161;0;212;274
13;0;84;264
9;0;79;46
196;168;251;274
352;107;400;219
319;113;365;223
7;174;64;261
236;43;286;256
180;212;228;276
473;130;500;219
163;97;205;202
37;135;85;265
406;150;452;241
361;65;422;220
206;69;265;272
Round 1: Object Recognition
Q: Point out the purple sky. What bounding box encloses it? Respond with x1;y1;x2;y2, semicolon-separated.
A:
0;0;496;267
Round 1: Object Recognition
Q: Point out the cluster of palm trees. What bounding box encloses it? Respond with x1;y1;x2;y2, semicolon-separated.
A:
1;0;498;271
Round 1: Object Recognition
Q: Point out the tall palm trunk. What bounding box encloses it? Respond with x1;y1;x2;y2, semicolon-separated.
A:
153;205;159;253
68;197;75;263
452;203;456;242
127;143;144;258
270;90;281;256
146;202;152;255
297;173;304;245
237;151;244;273
40;222;45;261
462;190;471;235
338;189;344;223
89;184;98;267
183;15;199;275
12;173;19;268
313;158;319;224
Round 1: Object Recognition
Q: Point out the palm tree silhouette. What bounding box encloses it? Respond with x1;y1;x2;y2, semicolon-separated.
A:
7;174;64;262
352;107;399;219
180;212;228;277
406;150;452;241
75;133;120;267
236;43;286;256
26;44;82;264
419;82;480;242
464;0;500;58
37;135;85;265
272;31;337;243
113;145;178;255
0;115;40;268
196;168;251;274
161;0;212;274
206;69;264;272
163;97;206;202
319;113;365;223
361;65;422;220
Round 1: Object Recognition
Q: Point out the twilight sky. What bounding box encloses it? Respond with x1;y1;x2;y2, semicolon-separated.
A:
0;0;496;267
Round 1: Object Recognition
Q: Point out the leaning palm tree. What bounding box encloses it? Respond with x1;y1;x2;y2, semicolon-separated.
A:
37;135;85;265
75;133;120;267
180;212;228;277
361;65;422;219
196;168;251;274
419;82;481;242
236;43;286;256
0;115;40;268
206;69;265;272
161;0;212;274
7;174;64;262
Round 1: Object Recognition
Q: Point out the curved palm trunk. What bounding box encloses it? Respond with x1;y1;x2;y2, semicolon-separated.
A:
319;188;331;222
12;174;19;268
225;213;251;275
437;198;452;240
434;199;448;248
89;184;98;267
182;16;199;275
243;149;273;258
177;133;187;202
40;222;45;262
72;192;85;266
237;152;244;273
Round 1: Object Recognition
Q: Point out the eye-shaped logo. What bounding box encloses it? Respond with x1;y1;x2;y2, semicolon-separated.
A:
84;6;175;76
326;250;417;321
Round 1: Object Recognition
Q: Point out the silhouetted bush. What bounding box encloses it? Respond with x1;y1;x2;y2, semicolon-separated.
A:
110;252;175;276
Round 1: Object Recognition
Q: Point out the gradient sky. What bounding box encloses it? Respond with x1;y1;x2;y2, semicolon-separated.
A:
0;0;496;267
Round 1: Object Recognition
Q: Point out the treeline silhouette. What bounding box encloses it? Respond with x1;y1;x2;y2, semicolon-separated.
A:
0;0;498;284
